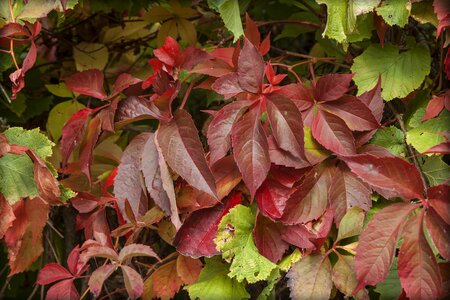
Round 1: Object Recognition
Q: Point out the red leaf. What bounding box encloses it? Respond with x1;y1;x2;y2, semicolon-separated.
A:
231;105;271;198
182;46;211;70
342;154;425;200
67;245;86;276
259;32;271;56
274;83;314;111
329;164;371;225
281;166;333;225
312;110;356;155
118;244;159;263
266;95;306;159
314;73;353;102
426;208;450;260
398;211;442;300
423;141;450;154
374;13;388;47
157;109;217;199
255;177;292;220
267;136;311;169
245;13;260;48
358;76;384;123
321;95;380;131
281;209;333;253
237;38;265;94
88;264;118;297
61;108;92;166
65;69;107;100
81;245;119;263
36;263;73;285
173;192;242;258
152;259;183;299
0;195;14;239
111;73;142;97
428;184;450;224
253;213;289;263
207;100;251;165
114;133;149;219
79;116;102;185
176;255;203;285
422;95;445;122
191;59;234;77
71;192;99;214
154;36;183;67
211;72;244;99
354;202;419;293
46;279;79;300
121;265;144;300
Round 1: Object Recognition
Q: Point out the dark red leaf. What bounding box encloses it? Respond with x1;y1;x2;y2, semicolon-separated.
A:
110;73;142;97
71;192;99;214
207;100;251;165
426;208;450;260
314;74;353;102
342;154;425;200
182;46;211;70
398;211;442;300
157;109;217;199
374;13;388;47
423;141;450;154
46;279;79;300
121;265;144;300
253;213;289;263
358;76;384;123
36;263;73;285
267;136;311;169
191;59;233;77
273;83;314;111
79;116;102;185
65;69;107;100
237;38;265;94
281;209;333;253
255;177;293;220
211;72;244;99
321;95;380;131
231;105;270;198
266;95;306;159
428;184;450;224
67;245;86;276
280;166;333;225
329;164;372;225
312;110;356;155
245;13;260;48
61;108;92;166
354;202;419;293
173;192;242;258
0;195;15;239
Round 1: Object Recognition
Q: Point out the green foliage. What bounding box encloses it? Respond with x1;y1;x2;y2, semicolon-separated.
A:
4;127;53;159
215;205;277;283
376;0;411;27
370;126;406;157
208;0;244;42
421;156;450;186
46;100;85;141
374;258;402;300
352;43;430;100
407;111;449;153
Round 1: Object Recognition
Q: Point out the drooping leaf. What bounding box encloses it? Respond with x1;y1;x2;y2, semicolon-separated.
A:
287;254;332;300
253;213;289;263
186;257;250;300
354;202;419;292
231;105;270;198
215;205;277;283
398;211;442;300
352;43;430;101
174;192;242;257
157;109;217;199
342;154;425;200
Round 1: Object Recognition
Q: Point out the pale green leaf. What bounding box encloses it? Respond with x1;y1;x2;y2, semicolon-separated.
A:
332;254;369;299
316;0;348;43
0;154;38;204
349;0;381;16
287;254;332;300
336;207;365;242
374;258;402;300
406;111;449;153
46;100;85;141
4;127;54;159
352;43;430;101
376;0;411;27
215;205;277;283
346;13;375;43
370;126;407;157
186;257;250;300
421;156;450;186
73;42;109;71
211;0;244;43
45;83;74;98
16;0;63;21
279;248;302;272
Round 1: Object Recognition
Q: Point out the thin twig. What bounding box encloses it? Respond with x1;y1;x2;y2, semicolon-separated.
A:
180;77;198;110
0;276;11;299
0;82;11;104
47;221;64;238
45;233;61;265
387;102;429;197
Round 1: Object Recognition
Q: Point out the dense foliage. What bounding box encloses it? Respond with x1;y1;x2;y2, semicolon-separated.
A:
0;0;449;299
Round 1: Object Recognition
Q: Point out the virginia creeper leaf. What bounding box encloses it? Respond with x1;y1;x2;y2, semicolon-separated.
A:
253;213;289;263
237;38;265;93
314;73;353;102
65;69;107;100
425;208;450;260
121;265;144;300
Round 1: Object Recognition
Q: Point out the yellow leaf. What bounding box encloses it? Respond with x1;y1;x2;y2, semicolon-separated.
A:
73;42;109;71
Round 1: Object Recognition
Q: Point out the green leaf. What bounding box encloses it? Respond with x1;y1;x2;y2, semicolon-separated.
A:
215;205;277;283
421;156;450;186
4;127;54;159
370;126;407;157
279;248;302;272
346;13;375;43
73;42;109;71
0;154;38;204
374;258;402;300
59;185;76;202
45;83;74;98
376;0;411;27
352;43;430;101
406;111;449;153
209;0;244;43
336;207;365;242
46;100;85;141
410;0;438;26
186;257;250;300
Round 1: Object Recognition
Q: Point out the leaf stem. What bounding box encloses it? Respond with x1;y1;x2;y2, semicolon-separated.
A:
270;62;303;83
180;78;197;110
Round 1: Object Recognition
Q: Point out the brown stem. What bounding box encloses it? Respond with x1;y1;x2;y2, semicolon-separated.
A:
387;102;429;197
